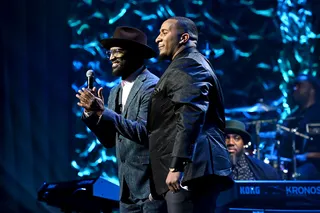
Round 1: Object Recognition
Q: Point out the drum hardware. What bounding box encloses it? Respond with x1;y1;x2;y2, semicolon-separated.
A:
264;154;292;174
306;123;320;135
245;118;277;160
264;154;292;162
245;116;299;125
304;123;320;151
276;124;313;140
225;102;277;114
276;124;313;180
259;131;276;138
245;117;295;160
275;132;282;175
252;121;260;159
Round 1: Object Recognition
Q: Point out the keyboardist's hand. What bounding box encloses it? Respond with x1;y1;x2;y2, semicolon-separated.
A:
296;153;307;162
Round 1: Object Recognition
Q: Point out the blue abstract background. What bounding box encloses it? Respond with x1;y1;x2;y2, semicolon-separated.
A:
1;0;320;212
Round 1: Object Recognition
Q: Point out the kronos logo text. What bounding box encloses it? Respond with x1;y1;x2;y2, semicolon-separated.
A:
286;186;320;196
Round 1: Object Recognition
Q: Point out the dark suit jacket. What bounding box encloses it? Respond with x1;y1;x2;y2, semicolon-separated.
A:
99;47;233;196
148;47;232;195
82;69;159;201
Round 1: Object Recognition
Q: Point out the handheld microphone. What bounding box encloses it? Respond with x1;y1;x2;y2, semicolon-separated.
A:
86;70;94;89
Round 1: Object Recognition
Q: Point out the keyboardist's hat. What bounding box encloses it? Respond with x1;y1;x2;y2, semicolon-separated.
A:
225;120;251;143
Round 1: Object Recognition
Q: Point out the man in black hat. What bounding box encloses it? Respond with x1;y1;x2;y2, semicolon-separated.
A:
279;74;320;179
76;26;166;213
225;120;280;180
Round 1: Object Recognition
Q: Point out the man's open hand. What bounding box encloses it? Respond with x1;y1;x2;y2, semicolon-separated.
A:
76;87;104;114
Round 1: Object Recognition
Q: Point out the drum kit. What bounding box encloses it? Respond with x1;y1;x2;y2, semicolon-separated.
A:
225;101;317;180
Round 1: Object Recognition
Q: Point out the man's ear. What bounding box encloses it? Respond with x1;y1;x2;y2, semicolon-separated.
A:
179;33;190;44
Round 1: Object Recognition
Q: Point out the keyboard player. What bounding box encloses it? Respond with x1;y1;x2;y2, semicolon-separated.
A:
216;120;281;212
225;120;281;180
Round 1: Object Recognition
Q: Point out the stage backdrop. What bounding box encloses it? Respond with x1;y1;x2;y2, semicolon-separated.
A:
1;0;319;212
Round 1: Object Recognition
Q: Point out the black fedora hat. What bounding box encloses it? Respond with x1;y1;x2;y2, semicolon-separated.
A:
100;26;156;59
225;120;251;143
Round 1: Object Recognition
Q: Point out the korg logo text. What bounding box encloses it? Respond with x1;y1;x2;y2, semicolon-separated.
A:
240;186;260;195
286;186;320;195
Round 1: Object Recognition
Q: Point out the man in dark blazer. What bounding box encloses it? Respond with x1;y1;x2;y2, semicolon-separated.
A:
90;17;233;213
76;26;166;213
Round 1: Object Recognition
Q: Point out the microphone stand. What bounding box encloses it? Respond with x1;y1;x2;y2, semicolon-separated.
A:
255;121;261;160
276;125;281;175
291;128;298;180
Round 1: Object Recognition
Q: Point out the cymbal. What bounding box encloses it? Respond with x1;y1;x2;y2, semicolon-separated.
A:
245;116;300;125
225;103;277;113
264;154;292;162
259;131;277;138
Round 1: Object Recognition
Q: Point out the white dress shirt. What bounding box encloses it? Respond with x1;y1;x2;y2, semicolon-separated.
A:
121;81;134;110
120;65;145;111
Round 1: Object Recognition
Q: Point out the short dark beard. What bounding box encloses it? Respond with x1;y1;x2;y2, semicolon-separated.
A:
112;65;130;78
111;52;145;78
114;62;144;79
230;149;244;165
230;153;237;166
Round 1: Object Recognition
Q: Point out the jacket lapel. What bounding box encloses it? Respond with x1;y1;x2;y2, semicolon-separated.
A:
108;84;122;111
122;70;148;116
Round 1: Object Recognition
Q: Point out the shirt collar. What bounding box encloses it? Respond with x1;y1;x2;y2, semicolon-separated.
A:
122;66;145;85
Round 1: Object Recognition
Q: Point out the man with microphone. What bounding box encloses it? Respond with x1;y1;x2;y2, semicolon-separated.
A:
76;26;166;213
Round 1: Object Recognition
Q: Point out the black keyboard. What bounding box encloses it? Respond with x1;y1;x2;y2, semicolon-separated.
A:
37;177;119;212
